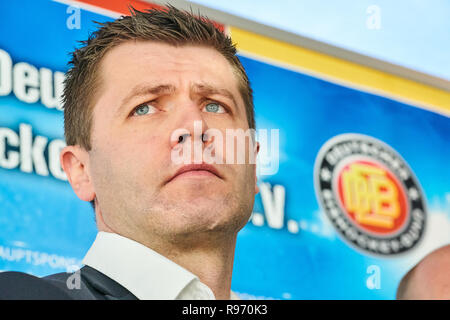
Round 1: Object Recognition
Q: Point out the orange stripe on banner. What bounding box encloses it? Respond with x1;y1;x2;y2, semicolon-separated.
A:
76;0;163;14
75;0;225;32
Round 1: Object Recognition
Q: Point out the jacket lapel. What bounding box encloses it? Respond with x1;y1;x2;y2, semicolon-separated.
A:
81;266;138;300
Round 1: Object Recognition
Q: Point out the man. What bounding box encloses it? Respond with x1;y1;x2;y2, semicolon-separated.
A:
396;244;450;300
0;6;259;300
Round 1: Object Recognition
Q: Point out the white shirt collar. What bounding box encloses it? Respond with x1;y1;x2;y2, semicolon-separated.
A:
82;232;237;300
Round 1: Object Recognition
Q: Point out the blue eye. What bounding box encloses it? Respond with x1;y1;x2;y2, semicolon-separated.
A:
133;103;156;116
204;102;226;113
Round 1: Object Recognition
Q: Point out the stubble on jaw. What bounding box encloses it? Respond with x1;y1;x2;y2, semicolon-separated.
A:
137;179;254;249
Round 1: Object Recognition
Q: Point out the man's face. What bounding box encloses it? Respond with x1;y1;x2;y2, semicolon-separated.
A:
85;41;258;244
403;247;450;299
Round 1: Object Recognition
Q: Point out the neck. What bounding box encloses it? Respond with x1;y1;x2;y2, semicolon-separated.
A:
97;211;239;299
145;232;237;300
172;240;236;299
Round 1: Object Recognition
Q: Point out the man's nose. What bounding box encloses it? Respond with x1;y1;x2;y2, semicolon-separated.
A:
177;132;209;144
169;101;213;149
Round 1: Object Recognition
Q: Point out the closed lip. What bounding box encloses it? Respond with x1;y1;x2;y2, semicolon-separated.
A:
167;163;222;183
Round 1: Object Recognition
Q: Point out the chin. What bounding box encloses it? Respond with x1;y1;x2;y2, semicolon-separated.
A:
170;202;249;235
145;185;253;239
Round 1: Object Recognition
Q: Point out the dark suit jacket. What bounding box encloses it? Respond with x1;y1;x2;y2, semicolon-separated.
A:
0;266;138;300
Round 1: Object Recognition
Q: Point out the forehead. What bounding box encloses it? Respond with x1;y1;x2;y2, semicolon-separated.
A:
97;41;242;102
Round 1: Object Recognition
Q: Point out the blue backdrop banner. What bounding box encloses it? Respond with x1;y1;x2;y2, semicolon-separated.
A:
1;0;449;300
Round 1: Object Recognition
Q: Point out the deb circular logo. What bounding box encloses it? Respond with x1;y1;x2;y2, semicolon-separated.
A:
314;134;426;256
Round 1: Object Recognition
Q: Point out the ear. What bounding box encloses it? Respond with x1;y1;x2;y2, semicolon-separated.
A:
60;145;96;202
254;141;260;195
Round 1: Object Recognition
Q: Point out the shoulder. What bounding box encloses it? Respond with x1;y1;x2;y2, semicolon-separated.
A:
42;268;105;300
0;266;137;300
0;271;73;300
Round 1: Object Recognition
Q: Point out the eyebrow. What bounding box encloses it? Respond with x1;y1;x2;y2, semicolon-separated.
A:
118;82;239;115
190;83;238;108
119;83;175;112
